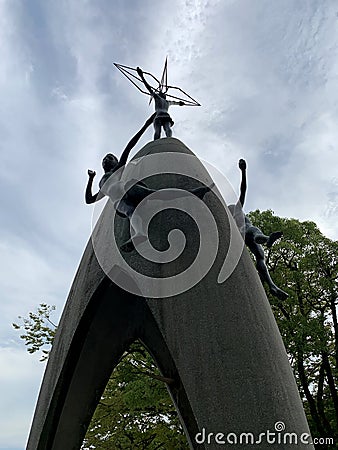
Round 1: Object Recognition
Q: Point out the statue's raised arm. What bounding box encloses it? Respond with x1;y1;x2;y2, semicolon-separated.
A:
136;67;154;96
84;114;154;205
238;158;247;207
118;113;156;168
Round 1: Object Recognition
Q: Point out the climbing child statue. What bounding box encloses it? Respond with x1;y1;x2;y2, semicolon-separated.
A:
228;159;288;300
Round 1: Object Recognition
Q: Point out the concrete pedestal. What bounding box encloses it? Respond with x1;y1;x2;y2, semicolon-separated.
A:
27;138;313;449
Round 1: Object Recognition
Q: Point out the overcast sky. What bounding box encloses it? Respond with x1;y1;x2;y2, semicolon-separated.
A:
1;1;338;448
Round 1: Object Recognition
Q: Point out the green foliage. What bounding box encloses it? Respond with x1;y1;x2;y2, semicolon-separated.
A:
12;303;56;361
248;210;338;445
82;341;188;450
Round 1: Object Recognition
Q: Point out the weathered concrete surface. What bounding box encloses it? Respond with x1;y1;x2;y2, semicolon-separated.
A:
27;138;313;449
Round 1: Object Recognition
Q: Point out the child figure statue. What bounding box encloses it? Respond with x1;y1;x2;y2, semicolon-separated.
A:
137;66;185;140
228;159;288;300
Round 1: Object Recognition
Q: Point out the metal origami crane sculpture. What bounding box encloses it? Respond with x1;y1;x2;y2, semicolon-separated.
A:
113;58;201;106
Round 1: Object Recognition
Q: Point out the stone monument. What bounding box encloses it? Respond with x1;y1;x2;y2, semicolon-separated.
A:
27;136;313;449
27;60;312;449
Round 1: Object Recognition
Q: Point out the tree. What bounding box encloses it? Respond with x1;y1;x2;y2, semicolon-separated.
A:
12;303;56;361
82;341;188;450
248;210;337;447
14;211;337;448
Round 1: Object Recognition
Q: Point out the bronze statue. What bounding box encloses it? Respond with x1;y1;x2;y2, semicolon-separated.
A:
113;59;200;141
86;115;210;252
229;159;288;300
137;66;184;139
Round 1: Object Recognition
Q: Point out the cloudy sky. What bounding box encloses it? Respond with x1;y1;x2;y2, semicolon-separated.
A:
1;0;338;448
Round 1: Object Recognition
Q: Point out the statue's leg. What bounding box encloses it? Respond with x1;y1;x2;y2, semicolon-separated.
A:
256;257;288;300
252;227;283;247
191;184;211;199
167;185;210;200
154;122;161;140
250;226;269;245
149;184;211;202
247;238;288;300
255;255;277;290
130;212;147;240
163;121;172;138
120;184;157;252
125;183;156;202
120;212;148;253
266;231;283;248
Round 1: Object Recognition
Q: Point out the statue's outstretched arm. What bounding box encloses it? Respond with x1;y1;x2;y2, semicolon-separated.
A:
137;67;154;95
238;159;247;207
85;171;104;204
168;100;185;106
118;113;156;168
